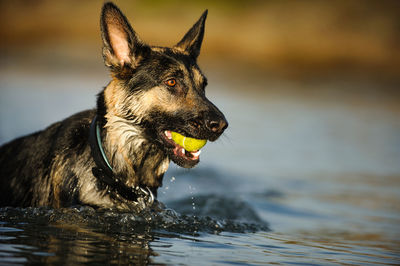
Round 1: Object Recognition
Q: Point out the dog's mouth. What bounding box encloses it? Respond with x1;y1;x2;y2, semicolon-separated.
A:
160;130;205;168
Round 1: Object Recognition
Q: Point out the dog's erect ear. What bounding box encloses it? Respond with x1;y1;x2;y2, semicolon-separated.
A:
101;2;148;69
175;10;208;59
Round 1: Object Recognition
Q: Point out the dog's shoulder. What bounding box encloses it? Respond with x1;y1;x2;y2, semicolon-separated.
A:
0;109;96;206
0;109;95;166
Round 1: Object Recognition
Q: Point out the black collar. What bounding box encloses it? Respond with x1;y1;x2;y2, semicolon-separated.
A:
89;115;154;204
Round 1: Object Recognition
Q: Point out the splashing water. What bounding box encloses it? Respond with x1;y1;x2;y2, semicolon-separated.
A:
0;202;268;236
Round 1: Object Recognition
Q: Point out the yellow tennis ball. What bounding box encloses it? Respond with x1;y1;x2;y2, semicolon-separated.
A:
171;132;207;152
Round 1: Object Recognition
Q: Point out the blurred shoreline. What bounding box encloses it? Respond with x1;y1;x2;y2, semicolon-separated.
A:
1;0;400;80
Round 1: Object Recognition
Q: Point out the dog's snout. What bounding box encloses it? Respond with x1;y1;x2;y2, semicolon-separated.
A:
191;101;228;139
206;117;228;134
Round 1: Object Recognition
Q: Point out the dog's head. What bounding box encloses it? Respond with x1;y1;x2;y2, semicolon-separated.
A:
100;2;228;168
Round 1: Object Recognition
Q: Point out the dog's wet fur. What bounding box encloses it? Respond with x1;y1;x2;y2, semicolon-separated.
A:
0;2;227;210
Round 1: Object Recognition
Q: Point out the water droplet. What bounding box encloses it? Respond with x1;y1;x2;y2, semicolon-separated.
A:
170;176;175;182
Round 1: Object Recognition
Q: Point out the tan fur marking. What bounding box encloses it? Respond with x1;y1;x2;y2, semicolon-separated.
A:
151;47;167;53
173;45;190;55
49;156;66;208
191;66;204;88
156;158;170;176
141;86;170;105
137;83;204;114
120;146;138;187
104;79;130;116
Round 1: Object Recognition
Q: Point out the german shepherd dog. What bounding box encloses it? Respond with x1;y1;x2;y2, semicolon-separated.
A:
0;2;227;211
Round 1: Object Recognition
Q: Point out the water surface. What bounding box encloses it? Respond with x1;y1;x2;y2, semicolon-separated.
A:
0;70;399;264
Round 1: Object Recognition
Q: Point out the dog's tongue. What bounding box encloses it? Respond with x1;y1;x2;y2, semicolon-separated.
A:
174;146;201;160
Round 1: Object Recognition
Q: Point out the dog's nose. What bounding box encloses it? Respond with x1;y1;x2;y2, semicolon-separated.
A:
206;118;228;134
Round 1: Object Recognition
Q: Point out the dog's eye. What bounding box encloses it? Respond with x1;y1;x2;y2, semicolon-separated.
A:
165;78;177;87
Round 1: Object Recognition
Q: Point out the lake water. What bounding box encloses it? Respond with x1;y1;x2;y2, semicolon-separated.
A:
0;69;399;265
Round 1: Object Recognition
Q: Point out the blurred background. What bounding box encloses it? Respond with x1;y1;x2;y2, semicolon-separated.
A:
1;0;400;78
0;0;400;261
